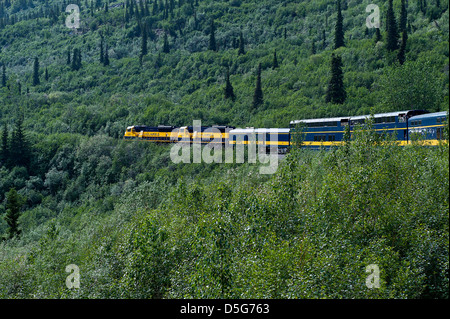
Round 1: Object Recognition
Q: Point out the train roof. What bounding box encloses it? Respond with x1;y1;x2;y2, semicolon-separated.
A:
290;110;429;125
290;117;348;125
230;128;290;134
349;111;406;121
408;111;448;121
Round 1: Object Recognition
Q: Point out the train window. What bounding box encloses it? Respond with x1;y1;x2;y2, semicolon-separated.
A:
314;135;326;142
351;119;365;125
328;135;336;142
437;128;443;140
308;122;337;128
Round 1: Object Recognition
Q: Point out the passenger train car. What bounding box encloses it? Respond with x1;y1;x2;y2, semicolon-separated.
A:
289;110;434;149
124;110;447;151
408;111;448;145
229;128;291;153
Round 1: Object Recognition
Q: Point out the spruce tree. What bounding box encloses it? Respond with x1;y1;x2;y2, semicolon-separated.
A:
5;188;23;239
44;67;48;81
71;48;82;70
273;50;279;69
141;23;148;56
322;30;326;49
100;36;104;64
386;0;399;51
375;27;382;43
334;0;345;49
162;32;170;53
326;53;346;104
311;41;316;55
104;43;110;66
208;19;217;51
1;64;6;87
1;124;8;166
153;0;158;15
252;63;263;109
10;116;31;168
399;0;407;32
224;68;235;101
238;31;245;55
33;57;39;86
397;29;408;65
67;48;71;65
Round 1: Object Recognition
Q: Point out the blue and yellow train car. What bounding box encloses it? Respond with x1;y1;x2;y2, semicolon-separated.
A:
228;128;291;153
175;125;235;144
289;110;431;149
123;125;177;142
408;111;448;145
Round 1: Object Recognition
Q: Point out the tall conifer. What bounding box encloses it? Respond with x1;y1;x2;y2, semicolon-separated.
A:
33;57;39;86
252;63;263;109
334;0;345;49
326;53;346;104
386;0;399;51
224;68;235;101
209;19;217;51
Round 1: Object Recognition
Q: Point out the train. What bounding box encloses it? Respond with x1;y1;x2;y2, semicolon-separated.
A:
124;110;448;152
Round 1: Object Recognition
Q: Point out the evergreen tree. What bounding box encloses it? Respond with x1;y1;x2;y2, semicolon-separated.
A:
399;0;407;32
334;0;345;49
1;64;6;87
0;124;8;166
322;30;326;49
71;48;82;70
238;31;245;55
224;68;235;101
10;116;32;168
141;23;148;56
44;67;48;81
397;29;408;65
67;48;71;65
32;56;40;86
154;52;163;69
162;32;170;53
208;19;217;51
272;50;279;69
100;36;104;64
311;41;316;55
326;53;346;104
104;43;110;66
5;188;23;239
153;0;159;15
252;63;263;109
375;27;382;43
386;0;399;51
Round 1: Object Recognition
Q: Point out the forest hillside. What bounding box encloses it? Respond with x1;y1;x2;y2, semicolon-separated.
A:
0;0;448;299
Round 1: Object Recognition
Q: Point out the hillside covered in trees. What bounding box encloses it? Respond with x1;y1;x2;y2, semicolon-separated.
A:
0;0;448;299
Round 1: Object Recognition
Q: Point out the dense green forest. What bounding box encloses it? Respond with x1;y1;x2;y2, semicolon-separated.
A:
0;0;449;299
